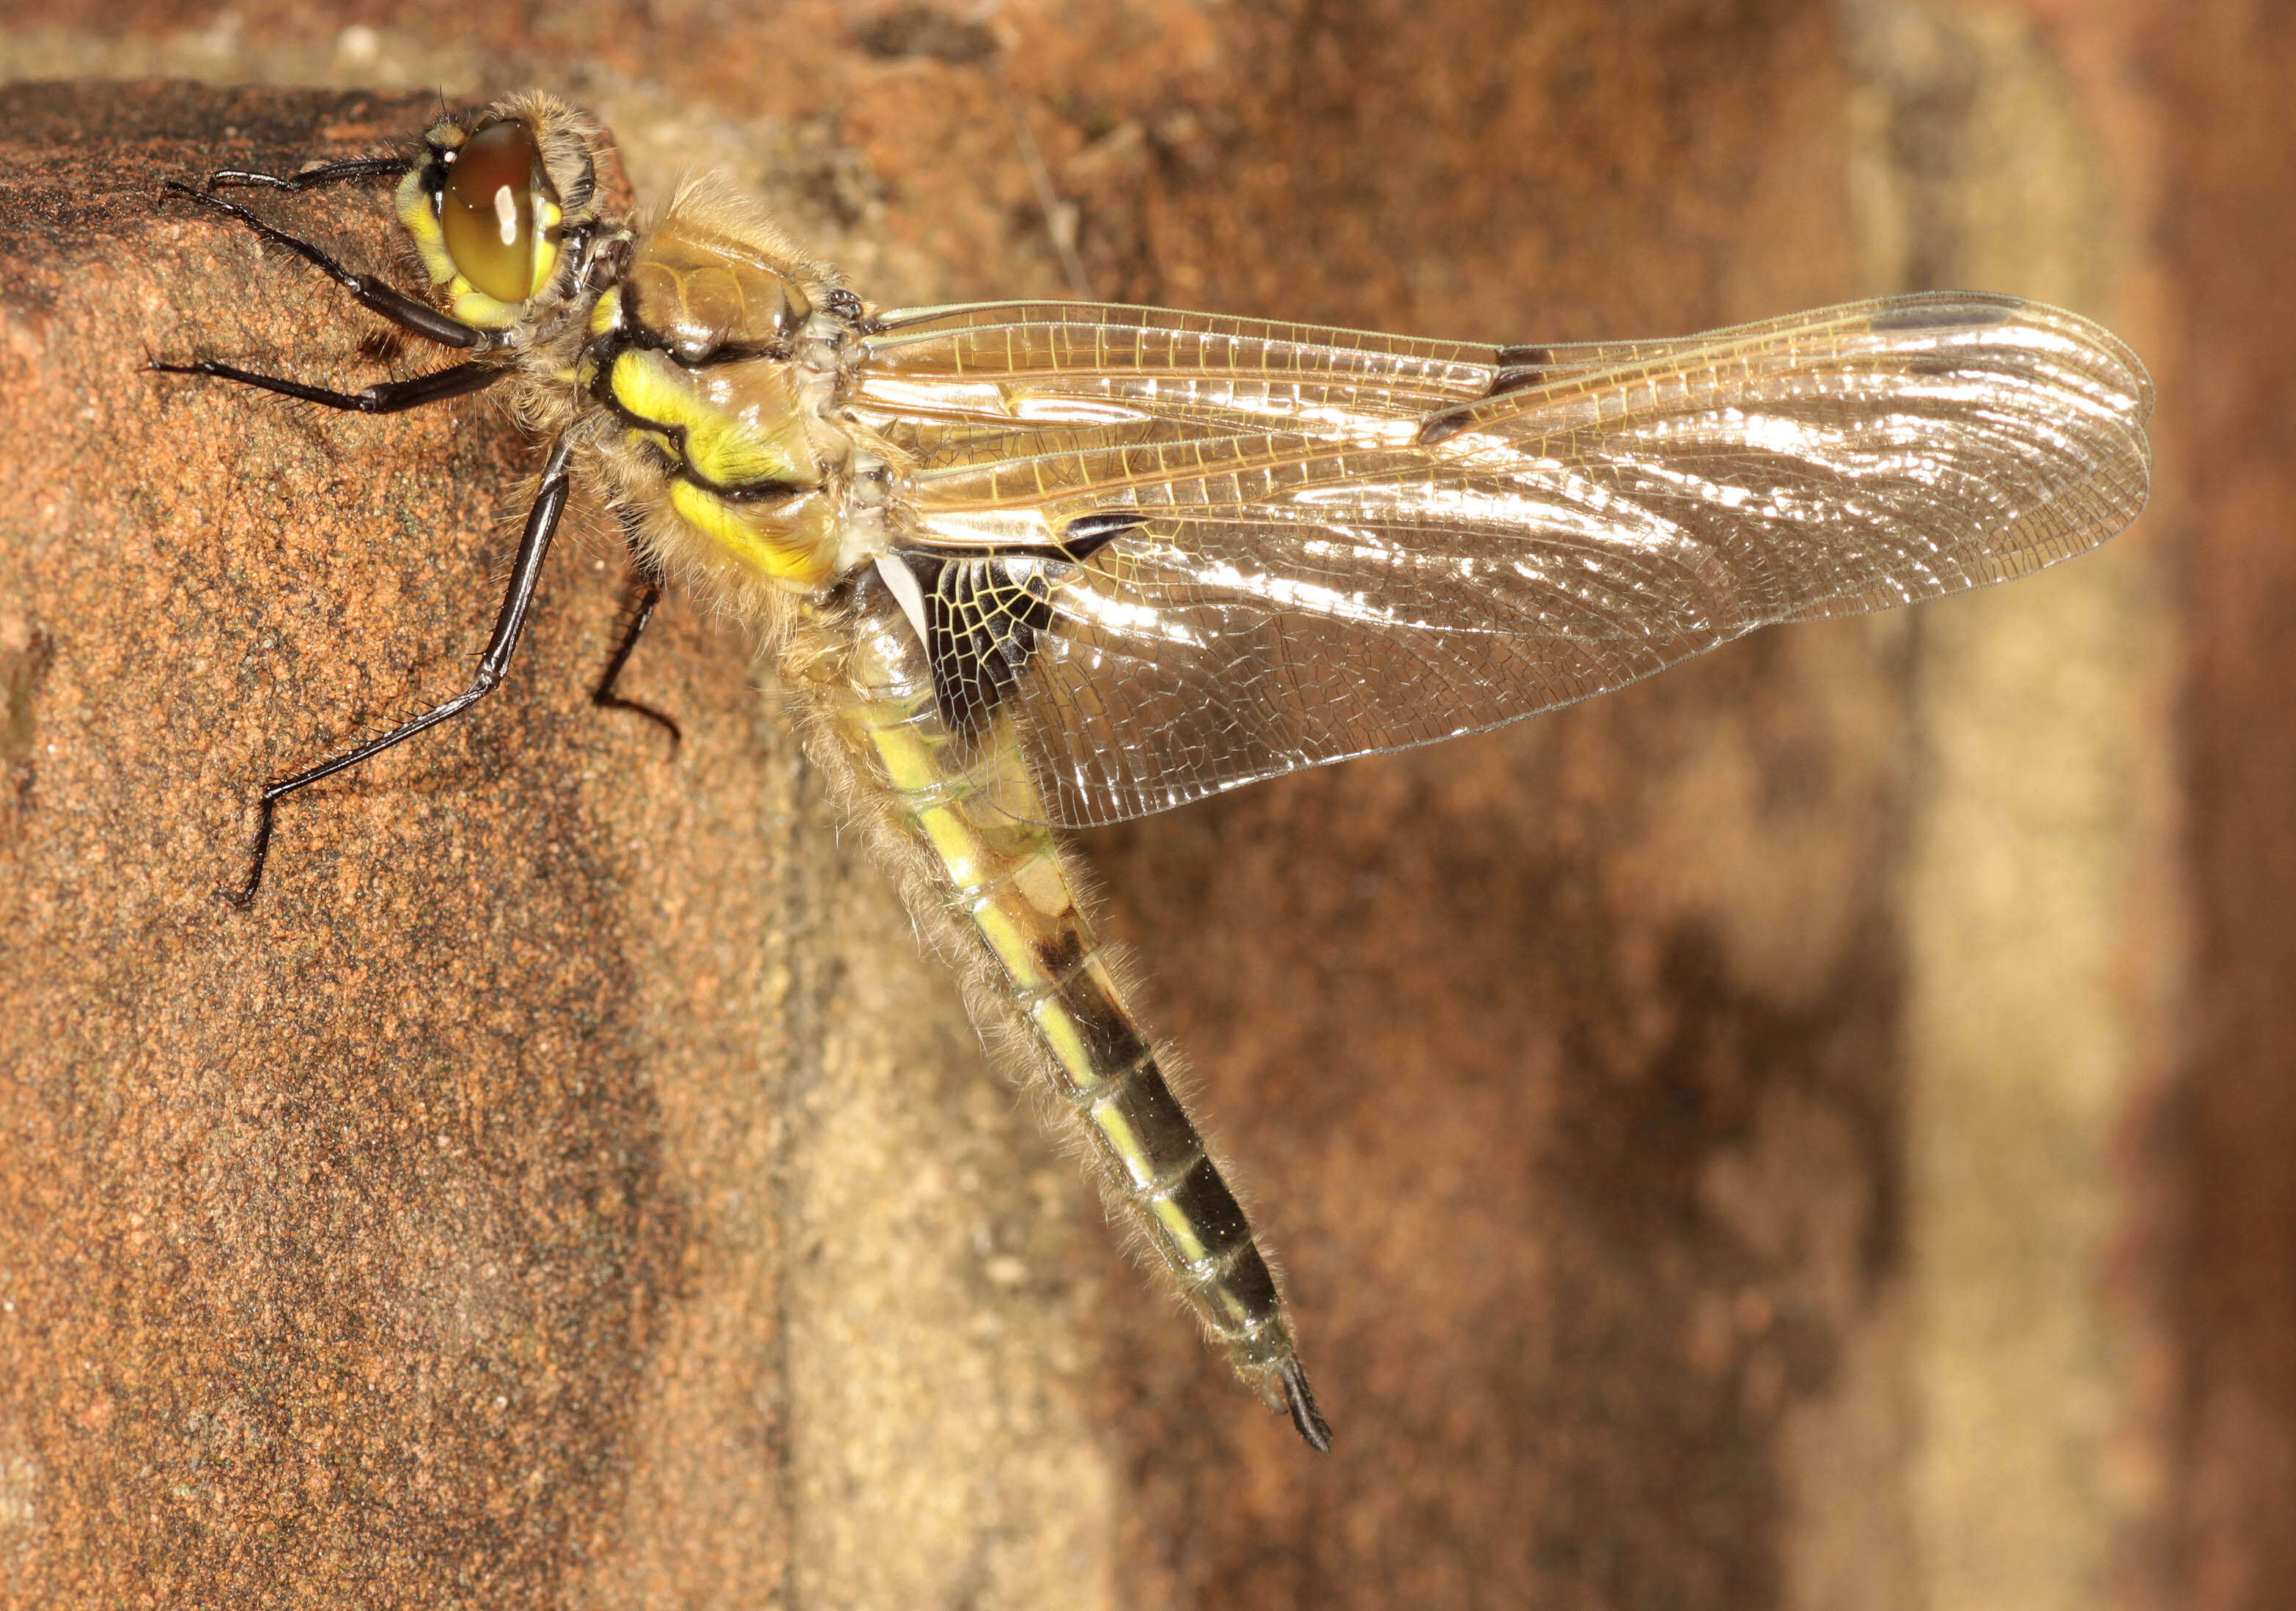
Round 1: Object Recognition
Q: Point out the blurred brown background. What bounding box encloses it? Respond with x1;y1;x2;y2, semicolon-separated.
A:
0;1;2283;1607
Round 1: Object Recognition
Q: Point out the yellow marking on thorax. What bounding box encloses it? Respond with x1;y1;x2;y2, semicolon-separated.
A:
608;349;803;488
605;345;838;586
663;482;837;585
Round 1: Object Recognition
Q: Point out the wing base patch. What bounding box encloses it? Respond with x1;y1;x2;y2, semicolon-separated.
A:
895;512;1136;747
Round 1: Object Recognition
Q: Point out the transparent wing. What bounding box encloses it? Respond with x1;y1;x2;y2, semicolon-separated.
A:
850;292;2154;827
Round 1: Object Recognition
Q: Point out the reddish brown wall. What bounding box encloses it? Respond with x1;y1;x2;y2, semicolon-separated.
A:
2160;2;2296;1603
0;3;2282;1608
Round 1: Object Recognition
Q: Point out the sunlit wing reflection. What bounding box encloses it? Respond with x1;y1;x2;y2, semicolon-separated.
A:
850;292;2152;825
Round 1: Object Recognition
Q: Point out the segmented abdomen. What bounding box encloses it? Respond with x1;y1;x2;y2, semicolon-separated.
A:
782;573;1318;1432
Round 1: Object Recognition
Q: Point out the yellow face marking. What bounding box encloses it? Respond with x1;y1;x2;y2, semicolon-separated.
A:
393;169;523;330
395;169;454;285
446;285;523;328
529;196;564;298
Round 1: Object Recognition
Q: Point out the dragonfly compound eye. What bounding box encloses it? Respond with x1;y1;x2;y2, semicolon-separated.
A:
440;118;560;306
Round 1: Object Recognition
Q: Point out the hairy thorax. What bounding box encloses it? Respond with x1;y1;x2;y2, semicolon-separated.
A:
529;174;895;616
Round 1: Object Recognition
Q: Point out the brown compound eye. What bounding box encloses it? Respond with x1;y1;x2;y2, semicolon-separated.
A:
440;118;554;304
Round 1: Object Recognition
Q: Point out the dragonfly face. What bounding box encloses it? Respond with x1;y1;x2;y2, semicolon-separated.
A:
152;92;2154;1453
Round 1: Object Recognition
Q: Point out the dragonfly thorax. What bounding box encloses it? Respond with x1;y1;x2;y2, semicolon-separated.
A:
570;177;880;596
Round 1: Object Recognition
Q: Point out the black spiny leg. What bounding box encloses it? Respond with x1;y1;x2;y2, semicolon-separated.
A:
147;354;506;413
199;155;410;193
161;181;486;351
221;437;578;907
590;520;682;751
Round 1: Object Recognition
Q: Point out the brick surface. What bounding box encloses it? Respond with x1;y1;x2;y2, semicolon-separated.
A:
0;0;2256;1603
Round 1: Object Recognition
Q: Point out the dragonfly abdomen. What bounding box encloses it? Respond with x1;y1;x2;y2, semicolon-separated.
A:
790;577;1328;1445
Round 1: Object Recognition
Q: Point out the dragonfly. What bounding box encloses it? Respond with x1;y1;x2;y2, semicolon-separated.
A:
151;92;2155;1453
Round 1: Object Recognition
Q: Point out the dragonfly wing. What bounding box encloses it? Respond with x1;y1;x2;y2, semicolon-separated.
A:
852;293;2154;827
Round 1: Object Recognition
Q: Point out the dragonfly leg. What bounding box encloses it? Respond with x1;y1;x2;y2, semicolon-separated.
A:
147;355;506;414
220;437;577;907
160;180;487;350
589;521;682;750
197;156;410;193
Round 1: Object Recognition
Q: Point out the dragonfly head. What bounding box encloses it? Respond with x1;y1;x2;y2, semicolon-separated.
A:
398;95;608;331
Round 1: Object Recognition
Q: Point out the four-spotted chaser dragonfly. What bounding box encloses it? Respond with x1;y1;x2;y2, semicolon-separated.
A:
153;92;2153;1450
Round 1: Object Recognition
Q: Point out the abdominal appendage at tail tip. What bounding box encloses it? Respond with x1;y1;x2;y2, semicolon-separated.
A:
1281;1357;1333;1451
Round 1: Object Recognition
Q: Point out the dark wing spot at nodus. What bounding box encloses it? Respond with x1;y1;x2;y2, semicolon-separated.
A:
1492;344;1556;386
1415;344;1554;446
904;512;1136;748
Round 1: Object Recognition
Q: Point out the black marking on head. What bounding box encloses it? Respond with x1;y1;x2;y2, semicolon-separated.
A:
416;150;449;210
